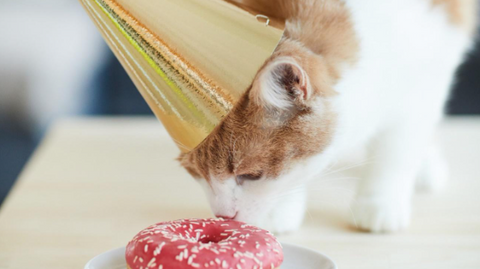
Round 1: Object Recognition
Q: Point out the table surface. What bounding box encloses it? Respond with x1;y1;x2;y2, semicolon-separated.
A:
0;117;479;269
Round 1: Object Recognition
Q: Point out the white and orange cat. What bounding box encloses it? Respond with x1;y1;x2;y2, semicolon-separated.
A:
180;0;477;233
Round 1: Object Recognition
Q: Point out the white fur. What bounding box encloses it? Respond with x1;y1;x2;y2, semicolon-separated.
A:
416;142;449;192
201;0;473;234
199;156;319;233
333;0;472;232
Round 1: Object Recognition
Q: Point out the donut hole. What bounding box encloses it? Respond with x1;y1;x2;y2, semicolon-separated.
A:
196;228;230;244
198;234;225;244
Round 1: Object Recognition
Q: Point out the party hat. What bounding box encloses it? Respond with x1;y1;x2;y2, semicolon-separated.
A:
79;0;284;152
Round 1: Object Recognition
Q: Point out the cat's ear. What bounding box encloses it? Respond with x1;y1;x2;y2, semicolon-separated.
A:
251;58;311;110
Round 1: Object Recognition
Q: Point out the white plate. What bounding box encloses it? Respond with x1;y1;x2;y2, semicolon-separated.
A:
85;243;336;269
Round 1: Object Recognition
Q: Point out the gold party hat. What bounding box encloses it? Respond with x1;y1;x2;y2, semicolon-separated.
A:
80;0;284;152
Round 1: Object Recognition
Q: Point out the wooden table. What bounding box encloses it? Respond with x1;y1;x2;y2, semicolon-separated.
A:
1;117;479;269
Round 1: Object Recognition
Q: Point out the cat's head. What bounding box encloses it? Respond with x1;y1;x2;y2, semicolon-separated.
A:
179;39;337;225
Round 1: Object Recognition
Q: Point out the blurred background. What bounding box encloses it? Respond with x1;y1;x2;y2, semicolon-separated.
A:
0;1;479;207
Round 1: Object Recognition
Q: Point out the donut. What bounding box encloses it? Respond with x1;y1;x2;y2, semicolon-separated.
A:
125;218;283;269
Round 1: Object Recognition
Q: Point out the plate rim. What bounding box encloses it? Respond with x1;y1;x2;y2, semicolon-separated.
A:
281;242;337;269
85;242;337;269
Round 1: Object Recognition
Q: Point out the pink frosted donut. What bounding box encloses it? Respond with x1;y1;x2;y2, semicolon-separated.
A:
126;218;283;269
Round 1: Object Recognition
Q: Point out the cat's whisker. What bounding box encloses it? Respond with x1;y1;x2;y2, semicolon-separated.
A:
305;207;315;223
269;179;357;202
272;186;356;202
313;157;377;179
273;178;357;199
312;176;359;184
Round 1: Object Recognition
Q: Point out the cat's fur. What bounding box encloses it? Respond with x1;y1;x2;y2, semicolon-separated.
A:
180;0;477;233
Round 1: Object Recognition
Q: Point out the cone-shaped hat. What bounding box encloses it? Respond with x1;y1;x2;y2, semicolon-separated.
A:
80;0;284;151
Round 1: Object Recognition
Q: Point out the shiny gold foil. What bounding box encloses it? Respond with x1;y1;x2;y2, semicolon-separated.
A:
79;0;284;151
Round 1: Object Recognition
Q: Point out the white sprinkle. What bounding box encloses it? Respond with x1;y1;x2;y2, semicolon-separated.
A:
139;257;144;263
175;251;184;261
253;256;262;265
153;242;166;256
222;260;228;268
144;245;149;253
187;254;195;265
147;257;156;267
177;245;188;249
215;258;221;265
133;256;138;263
237;265;243;269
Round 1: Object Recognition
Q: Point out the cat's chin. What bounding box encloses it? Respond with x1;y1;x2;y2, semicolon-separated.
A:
239;186;308;235
256;208;305;235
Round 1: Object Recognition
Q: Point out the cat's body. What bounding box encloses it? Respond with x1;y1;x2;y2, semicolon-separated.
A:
181;0;477;233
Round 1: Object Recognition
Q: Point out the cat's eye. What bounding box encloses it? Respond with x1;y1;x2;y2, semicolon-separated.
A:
236;172;263;184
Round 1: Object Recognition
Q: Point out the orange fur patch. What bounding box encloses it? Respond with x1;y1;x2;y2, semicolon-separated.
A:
180;91;337;180
431;0;478;34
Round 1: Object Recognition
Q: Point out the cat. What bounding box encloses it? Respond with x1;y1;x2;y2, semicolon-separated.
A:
180;0;477;233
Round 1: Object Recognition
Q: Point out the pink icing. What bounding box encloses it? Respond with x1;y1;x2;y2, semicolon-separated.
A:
125;218;283;269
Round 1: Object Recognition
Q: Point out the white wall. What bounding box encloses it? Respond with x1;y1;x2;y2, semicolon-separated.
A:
0;1;106;134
